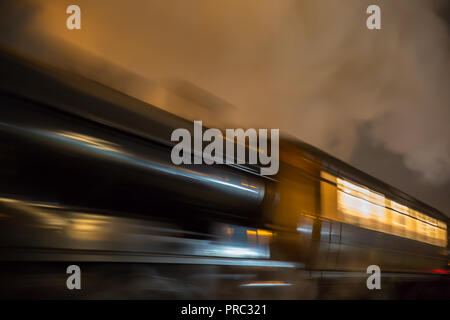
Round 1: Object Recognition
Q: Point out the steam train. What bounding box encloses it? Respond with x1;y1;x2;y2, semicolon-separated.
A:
0;48;448;299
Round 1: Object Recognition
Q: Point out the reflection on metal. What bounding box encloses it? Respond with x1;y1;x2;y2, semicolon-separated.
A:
0;197;279;263
241;182;258;189
240;281;293;287
246;229;274;245
10;251;301;268
198;246;264;259
53;128;260;194
296;226;313;234
256;229;274;237
0;196;66;229
68;218;109;241
57;131;122;153
0;118;266;216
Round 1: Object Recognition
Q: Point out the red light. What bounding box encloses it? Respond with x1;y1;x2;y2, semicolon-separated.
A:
431;269;450;275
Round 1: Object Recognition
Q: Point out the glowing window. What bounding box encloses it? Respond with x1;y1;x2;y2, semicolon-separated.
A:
328;173;447;247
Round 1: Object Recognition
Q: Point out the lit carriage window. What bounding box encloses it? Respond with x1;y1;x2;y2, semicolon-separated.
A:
330;175;447;247
336;178;386;223
337;179;385;206
437;220;447;229
390;201;408;215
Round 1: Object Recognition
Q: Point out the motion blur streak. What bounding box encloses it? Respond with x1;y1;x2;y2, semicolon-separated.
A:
240;281;293;287
0;2;450;300
322;173;447;247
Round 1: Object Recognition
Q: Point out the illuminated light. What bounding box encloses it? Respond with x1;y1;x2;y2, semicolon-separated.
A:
246;229;274;245
57;131;121;153
71;220;99;232
321;171;337;183
337;187;386;220
67;218;109;240
391;201;408;214
438;221;447;229
431;269;450;275
174;168;260;194
256;229;273;237
211;179;260;194
24;126;260;196
325;172;448;247
240;281;292;287
337;179;385;206
219;246;261;258
0;198;67;228
0;197;18;203
29;203;62;209
393;221;406;228
297;226;312;234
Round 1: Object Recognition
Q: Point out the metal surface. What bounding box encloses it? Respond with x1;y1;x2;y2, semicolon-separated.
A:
0;93;266;220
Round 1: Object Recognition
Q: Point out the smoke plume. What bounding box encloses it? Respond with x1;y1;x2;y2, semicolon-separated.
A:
1;0;449;185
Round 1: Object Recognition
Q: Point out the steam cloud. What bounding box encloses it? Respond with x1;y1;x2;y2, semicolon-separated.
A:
1;0;449;185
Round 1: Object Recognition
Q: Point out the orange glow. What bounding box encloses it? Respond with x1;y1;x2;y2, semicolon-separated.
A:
325;173;447;247
246;229;274;244
257;229;274;237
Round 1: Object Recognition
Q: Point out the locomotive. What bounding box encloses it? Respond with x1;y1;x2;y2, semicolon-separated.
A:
0;47;448;299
